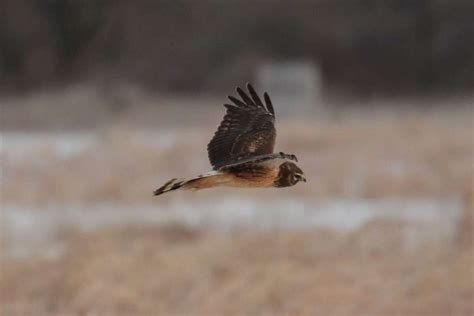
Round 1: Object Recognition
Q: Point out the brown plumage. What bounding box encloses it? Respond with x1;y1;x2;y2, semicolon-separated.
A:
154;83;305;196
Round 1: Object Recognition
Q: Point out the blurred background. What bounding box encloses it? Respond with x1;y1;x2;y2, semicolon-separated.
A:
1;1;473;315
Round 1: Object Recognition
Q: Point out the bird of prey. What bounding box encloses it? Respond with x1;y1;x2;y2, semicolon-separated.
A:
154;83;306;196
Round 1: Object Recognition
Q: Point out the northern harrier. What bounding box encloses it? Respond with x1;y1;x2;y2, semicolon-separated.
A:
154;83;306;196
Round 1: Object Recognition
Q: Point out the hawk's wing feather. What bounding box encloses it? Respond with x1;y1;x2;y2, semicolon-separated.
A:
263;92;275;116
227;96;246;108
207;83;276;169
217;153;282;170
247;84;264;107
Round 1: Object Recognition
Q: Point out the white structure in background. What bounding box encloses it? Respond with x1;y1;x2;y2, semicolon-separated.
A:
257;60;322;116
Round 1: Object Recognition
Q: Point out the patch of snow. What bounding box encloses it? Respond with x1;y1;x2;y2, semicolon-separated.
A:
1;197;462;258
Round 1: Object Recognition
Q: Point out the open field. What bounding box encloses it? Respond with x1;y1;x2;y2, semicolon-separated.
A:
2;221;473;316
2;93;472;204
1;89;473;315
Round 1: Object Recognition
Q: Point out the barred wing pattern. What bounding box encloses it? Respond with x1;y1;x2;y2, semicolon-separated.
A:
207;83;276;170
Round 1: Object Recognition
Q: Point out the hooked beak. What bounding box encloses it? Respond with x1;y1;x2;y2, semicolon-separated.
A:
296;174;306;183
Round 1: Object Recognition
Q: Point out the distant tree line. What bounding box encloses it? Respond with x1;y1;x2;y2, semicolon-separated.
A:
1;0;473;95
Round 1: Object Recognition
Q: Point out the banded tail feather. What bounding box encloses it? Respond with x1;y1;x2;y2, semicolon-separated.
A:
153;171;223;196
153;178;187;196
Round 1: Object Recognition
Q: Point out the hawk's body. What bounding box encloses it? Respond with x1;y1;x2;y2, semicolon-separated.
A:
154;84;305;196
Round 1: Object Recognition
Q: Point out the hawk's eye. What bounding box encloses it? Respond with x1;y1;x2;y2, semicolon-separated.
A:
293;173;306;183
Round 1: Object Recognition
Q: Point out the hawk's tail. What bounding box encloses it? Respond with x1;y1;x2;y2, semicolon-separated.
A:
153;178;188;196
153;171;223;196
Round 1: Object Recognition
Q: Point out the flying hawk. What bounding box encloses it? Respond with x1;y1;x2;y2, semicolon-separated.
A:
154;83;306;196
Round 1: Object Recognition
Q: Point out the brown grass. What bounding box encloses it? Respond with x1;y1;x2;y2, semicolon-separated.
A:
1;222;472;316
2;108;473;204
1;92;473;315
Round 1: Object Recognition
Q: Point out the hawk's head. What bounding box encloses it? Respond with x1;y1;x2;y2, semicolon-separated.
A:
276;161;306;187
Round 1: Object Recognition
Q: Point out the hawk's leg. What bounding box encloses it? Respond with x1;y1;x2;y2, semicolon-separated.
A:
279;152;298;162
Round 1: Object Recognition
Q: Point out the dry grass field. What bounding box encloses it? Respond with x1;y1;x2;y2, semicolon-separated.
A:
2;97;472;204
1;88;473;315
1;222;473;316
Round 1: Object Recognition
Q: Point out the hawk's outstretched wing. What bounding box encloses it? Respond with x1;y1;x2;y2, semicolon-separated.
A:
207;83;276;170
